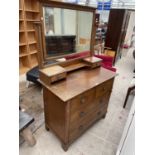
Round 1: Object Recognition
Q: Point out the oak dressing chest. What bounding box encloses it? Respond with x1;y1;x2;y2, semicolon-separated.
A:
35;0;116;151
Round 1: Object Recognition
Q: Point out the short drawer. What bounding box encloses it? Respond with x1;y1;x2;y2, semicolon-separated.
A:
95;91;111;106
70;89;95;114
96;78;114;98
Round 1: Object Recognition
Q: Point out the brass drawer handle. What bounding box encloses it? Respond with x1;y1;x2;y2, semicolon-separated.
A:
79;111;85;117
80;97;86;104
102;88;105;91
79;125;83;131
57;75;62;80
97;111;101;116
99;98;103;104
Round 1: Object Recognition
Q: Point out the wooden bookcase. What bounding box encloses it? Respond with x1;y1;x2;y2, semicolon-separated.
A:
19;0;40;75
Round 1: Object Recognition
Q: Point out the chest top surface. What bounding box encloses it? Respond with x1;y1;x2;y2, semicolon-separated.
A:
41;67;116;102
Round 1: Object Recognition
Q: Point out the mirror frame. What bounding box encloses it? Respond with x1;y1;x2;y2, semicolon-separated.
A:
36;0;96;68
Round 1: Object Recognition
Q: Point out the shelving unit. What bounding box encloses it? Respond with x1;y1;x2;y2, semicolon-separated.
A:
19;0;40;75
19;56;30;74
30;53;38;68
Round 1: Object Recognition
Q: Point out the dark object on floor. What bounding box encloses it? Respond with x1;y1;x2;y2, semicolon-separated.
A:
123;79;135;108
26;66;40;85
19;111;36;146
133;50;135;73
133;50;135;59
26;61;57;85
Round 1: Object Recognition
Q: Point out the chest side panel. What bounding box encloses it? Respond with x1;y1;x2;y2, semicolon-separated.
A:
43;87;66;142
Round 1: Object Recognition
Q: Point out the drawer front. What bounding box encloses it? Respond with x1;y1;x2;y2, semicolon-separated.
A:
96;78;114;98
91;62;101;68
70;100;97;124
70;89;95;114
51;72;66;83
96;91;111;106
70;93;109;124
70;94;109;126
69;104;107;142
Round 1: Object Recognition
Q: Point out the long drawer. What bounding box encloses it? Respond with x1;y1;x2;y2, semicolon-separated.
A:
70;96;108;124
69;103;107;142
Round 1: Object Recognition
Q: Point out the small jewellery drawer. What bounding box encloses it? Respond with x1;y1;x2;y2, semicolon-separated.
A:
39;65;67;85
96;78;114;98
70;89;95;114
51;72;66;83
91;62;101;68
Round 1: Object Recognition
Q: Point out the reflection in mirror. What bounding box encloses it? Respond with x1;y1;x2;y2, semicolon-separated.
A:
43;7;93;59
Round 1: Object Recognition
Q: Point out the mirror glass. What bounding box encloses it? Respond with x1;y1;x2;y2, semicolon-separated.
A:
42;7;93;60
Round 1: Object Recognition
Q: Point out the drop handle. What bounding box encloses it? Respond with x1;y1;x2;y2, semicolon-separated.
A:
79;125;83;131
80;97;86;104
57;75;62;80
97;111;101;116
102;88;105;91
79;111;85;117
99;99;103;104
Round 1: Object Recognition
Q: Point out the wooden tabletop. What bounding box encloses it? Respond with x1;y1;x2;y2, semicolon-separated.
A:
40;67;116;102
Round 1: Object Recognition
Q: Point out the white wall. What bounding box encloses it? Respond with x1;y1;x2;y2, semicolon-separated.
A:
77;11;93;39
116;99;135;155
124;11;135;45
53;9;76;35
63;9;76;35
54;8;62;34
77;11;93;51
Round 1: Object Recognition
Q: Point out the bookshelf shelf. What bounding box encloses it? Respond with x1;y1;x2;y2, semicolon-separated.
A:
19;0;39;75
25;9;39;13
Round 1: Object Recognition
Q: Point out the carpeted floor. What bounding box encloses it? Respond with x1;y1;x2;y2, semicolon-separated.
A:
19;47;135;155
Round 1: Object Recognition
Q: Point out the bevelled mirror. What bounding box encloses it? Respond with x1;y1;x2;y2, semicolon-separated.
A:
36;0;96;68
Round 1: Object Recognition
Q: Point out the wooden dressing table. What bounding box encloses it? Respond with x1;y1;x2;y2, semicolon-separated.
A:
35;0;116;151
40;66;116;151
